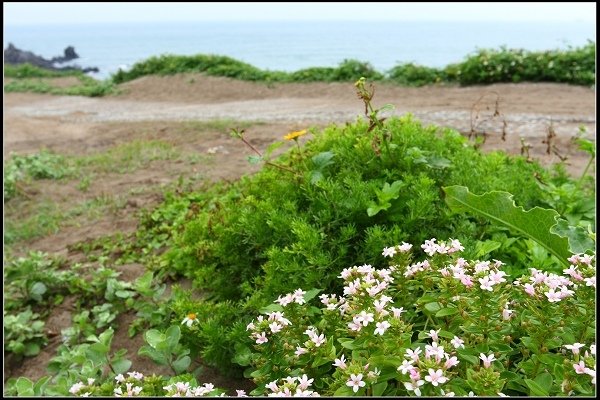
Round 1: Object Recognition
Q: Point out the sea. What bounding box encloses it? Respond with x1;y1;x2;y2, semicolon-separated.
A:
3;21;596;80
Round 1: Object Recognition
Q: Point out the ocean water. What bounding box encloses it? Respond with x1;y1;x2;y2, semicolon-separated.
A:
3;21;596;80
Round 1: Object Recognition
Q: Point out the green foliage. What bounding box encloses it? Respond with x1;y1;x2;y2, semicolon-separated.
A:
4;149;69;200
4;63;83;78
3;74;116;96
138;325;191;374
3;308;47;357
453;41;596;86
110;43;595;86
160;113;590;371
387;63;447;86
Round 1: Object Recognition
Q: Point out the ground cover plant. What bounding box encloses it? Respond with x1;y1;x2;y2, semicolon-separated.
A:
3;79;595;396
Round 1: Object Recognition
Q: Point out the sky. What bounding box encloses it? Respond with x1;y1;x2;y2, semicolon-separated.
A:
3;2;597;25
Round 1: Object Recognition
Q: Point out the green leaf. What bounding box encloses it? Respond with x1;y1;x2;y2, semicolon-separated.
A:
165;325;181;352
115;290;133;298
534;372;553;391
145;329;165;349
33;376;51;396
172;355;191;374
111;358;132;375
435;307;459;317
334;385;355;396
259;304;284;314
426;155;451;169
29;282;47;301
303;288;322;302
372;381;388;396
550;219;595;255
138;345;168;365
443;186;571;266
338;338;357;350
423;302;442;314
311;151;335;169
16;377;34;396
367;203;389;217
475;240;502;258
23;343;41;356
524;378;549;396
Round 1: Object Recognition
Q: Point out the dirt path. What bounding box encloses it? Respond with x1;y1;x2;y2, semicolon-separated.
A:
3;76;596;392
5;77;596;175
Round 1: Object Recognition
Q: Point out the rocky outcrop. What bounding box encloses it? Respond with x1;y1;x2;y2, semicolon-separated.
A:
4;43;99;73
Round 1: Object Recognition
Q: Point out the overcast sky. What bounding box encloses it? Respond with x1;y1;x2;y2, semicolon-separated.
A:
3;2;597;25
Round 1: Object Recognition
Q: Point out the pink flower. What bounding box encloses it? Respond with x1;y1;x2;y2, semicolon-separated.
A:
295;346;307;356
409;368;421;381
523;283;536;296
297;374;314;390
502;307;514;321
479;276;494;291
348;321;362;331
255;332;268;344
269;322;282;333
444;356;460;369
346;374;366;393
333;355;347;369
460;274;474;288
574;361;587;374
584;368;596;384
544;289;562;302
428;329;441;342
311;333;326;347
391;307;405;318
564;343;585;355
584;276;596;288
451;336;465;349
425;368;448;386
425;342;445;360
489;270;507;285
405;347;422;362
480;353;496;368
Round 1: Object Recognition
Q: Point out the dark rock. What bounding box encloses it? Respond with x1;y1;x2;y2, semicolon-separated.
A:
4;43;98;74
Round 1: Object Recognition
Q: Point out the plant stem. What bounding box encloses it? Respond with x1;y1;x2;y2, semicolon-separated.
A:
576;155;595;190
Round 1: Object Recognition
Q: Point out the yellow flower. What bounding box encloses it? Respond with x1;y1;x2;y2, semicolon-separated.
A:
284;129;307;141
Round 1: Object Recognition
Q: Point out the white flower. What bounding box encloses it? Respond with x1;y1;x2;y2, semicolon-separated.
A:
564;343;586;355
391;306;405;318
398;242;413;252
236;390;247;397
69;382;85;395
480;353;496;368
311;333;326;347
87;378;95;385
346;374;366;393
295;346;308;356
115;374;125;383
275;294;294;306
297;374;314;390
444;355;460;368
545;289;562;302
584;368;596;384
355;311;374;326
374;321;391;335
333;355;347;369
590;344;596;356
181;312;198;327
127;371;144;380
451;336;465;349
478;276;494;291
398;359;415;374
425;368;448;386
404;380;425;396
382;246;397;258
405;347;422;362
269;322;283;334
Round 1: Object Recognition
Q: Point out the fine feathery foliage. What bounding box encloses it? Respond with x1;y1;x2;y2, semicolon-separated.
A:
159;111;593;371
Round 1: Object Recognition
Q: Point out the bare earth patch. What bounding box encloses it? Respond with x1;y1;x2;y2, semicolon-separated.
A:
3;75;595;391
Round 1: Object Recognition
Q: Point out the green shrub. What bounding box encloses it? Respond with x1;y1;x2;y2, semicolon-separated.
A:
388;63;447;86
159;113;591;371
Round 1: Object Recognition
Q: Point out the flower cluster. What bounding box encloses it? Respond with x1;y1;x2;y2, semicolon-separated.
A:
247;311;292;345
439;257;508;292
275;289;307;307
68;378;96;397
421;238;464;257
566;342;596;386
264;375;320;397
398;335;462;396
112;372;146;397
162;382;216;397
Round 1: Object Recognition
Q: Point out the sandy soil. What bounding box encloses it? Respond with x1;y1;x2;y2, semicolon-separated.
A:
3;75;596;391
